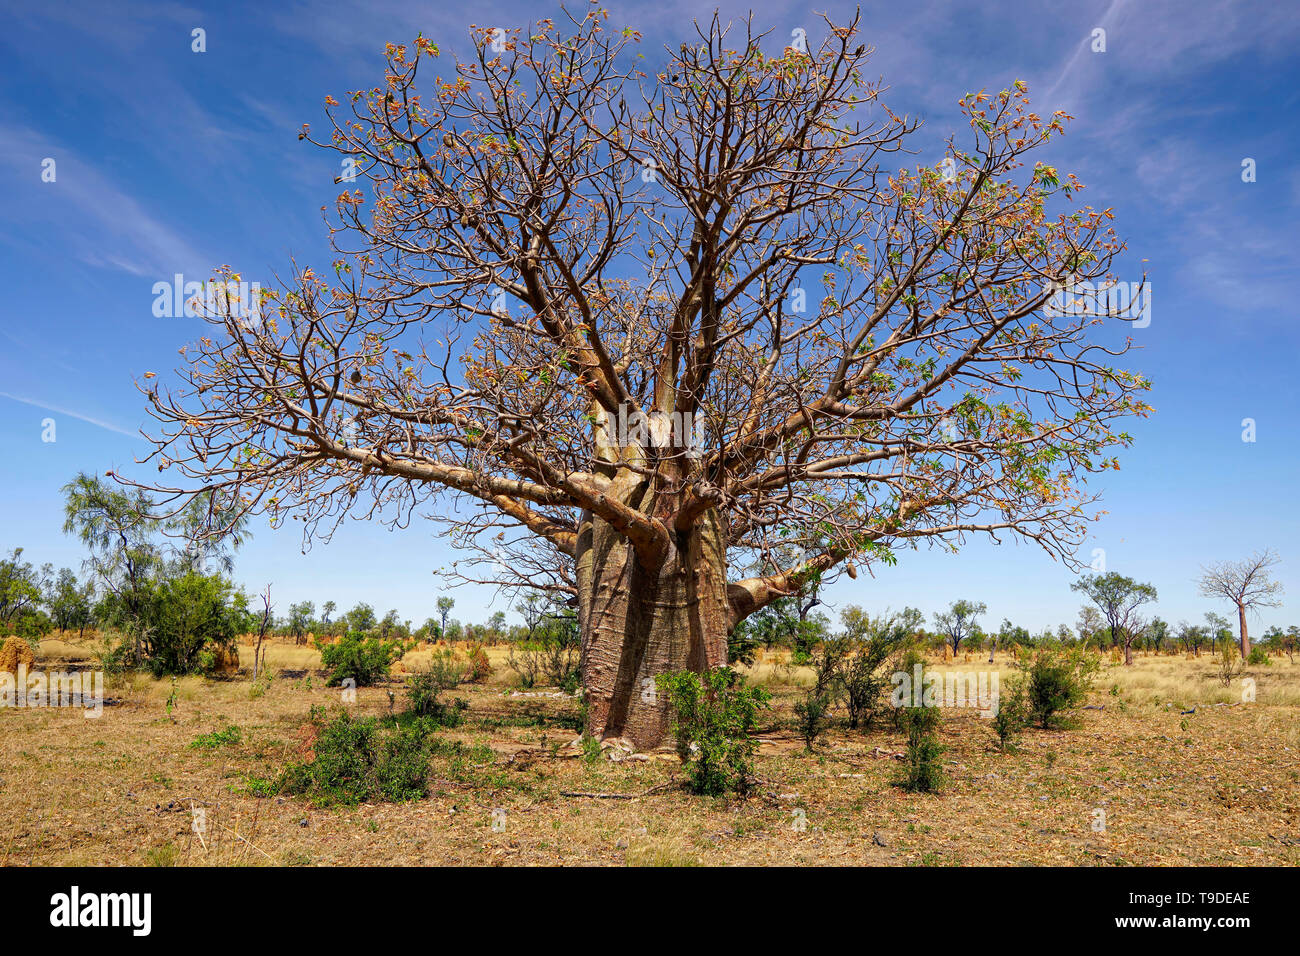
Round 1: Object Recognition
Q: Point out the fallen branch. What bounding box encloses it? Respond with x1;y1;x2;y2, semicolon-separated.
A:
559;782;677;800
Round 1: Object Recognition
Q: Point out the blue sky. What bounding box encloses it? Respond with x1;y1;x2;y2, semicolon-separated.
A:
1;0;1298;634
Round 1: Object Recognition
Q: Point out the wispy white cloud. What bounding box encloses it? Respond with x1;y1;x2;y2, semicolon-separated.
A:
0;391;141;439
0;121;209;278
1043;0;1128;106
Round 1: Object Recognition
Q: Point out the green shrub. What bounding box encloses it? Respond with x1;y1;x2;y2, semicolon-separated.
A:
13;610;54;640
896;695;944;793
507;635;578;689
838;607;916;729
726;627;760;667
407;651;467;725
1247;645;1270;666
1020;644;1101;728
888;645;927;731
794;692;832;751
189;725;242;750
990;677;1028;751
657;667;770;796
317;631;407;687
280;709;436;807
141;571;245;677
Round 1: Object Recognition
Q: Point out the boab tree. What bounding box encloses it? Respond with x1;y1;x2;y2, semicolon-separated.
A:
130;9;1150;748
1198;549;1283;660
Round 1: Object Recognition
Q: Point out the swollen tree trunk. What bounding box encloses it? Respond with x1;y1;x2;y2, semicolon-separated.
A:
1238;605;1249;661
576;504;729;751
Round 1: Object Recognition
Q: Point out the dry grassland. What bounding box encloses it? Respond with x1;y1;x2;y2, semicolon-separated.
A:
1;635;1296;866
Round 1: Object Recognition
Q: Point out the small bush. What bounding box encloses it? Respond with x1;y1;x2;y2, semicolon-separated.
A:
1217;643;1243;686
145;843;180;867
896;695;944;793
248;666;275;700
506;636;577;689
189;725;242;750
280;710;436;807
1247;645;1270;667
317;631;407;687
463;641;492;683
406;657;468;727
657;667;770;796
408;650;463;708
888;645;927;731
990;677;1028;751
142;571;245;677
1020;644;1101;728
838;608;914;729
794;692;832;751
241;775;278;798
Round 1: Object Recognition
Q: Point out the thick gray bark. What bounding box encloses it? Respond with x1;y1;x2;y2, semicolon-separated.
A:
576;503;729;750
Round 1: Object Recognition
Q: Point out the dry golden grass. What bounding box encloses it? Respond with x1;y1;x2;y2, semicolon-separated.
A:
1;638;1296;866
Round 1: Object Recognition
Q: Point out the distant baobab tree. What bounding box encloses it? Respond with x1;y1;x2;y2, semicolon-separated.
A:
127;8;1150;747
1198;549;1283;660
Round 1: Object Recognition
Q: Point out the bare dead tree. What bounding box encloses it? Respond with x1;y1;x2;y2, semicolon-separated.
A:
125;9;1150;747
1198;549;1283;660
252;586;273;683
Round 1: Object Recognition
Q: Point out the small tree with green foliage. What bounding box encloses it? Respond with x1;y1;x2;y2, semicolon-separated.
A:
1018;643;1102;728
934;599;987;658
1071;572;1157;665
895;669;944;794
317;630;408;687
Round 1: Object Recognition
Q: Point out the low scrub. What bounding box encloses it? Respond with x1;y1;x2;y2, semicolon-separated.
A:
657;667;770;796
281;708;437;807
316;631;408;687
189;725;243;750
1018;643;1102;728
896;700;944;793
406;651;468;726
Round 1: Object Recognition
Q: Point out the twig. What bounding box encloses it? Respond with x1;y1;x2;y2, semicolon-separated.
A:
214;820;273;860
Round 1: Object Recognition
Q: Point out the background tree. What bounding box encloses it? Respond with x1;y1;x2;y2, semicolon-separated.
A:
343;602;377;635
1075;605;1104;648
62;475;162;663
1176;620;1206;657
1198;549;1283;660
1283;626;1298;663
1071;572;1156;665
376;609;408;640
321;599;337;625
127;11;1150;747
729;593;831;663
1204;611;1232;657
993;617;1030;662
252;586;273;682
509;591;580;688
436;596;455;639
63;474;247;667
934;599;987;659
43;567;95;637
0;549;49;631
1146;615;1168;654
288;600;316;644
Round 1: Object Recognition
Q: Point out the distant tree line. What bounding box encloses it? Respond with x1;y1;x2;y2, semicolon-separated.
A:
4;475;1291;678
